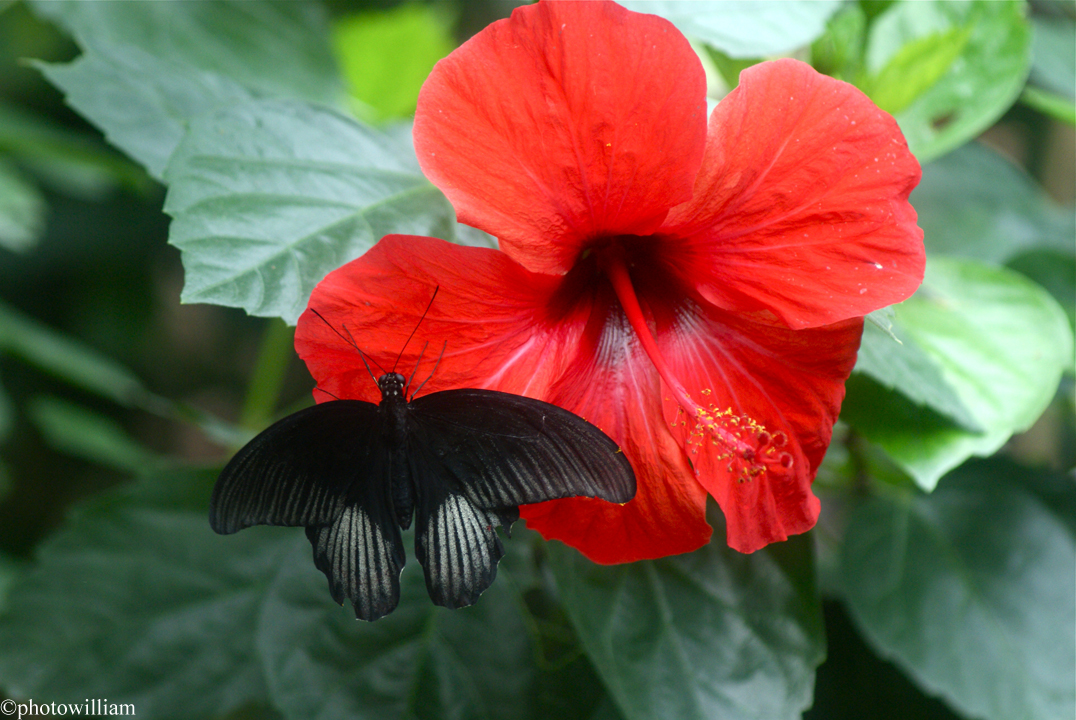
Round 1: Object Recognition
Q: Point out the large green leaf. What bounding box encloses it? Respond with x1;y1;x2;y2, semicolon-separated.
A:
549;509;824;720
841;460;1076;720
863;1;1031;163
912;142;1074;263
31;0;343;179
0;470;291;719
36;46;254;181
619;1;840;58
164;99;455;324
0;468;616;720
258;535;539;720
850;258;1073;490
31;0;341;106
849;319;980;433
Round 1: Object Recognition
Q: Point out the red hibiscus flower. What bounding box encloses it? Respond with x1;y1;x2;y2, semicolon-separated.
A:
295;0;923;561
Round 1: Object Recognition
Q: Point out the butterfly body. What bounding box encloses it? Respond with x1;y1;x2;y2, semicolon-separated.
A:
211;372;635;621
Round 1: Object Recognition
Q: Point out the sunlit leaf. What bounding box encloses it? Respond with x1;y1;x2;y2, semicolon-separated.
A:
841;460;1076;720
332;4;455;123
550;510;824;720
850;258;1072;490
864;0;1031;163
164;99;455;324
848;320;981;432
861;25;970;115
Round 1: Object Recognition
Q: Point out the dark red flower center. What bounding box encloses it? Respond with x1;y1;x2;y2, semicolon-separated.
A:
546;234;795;483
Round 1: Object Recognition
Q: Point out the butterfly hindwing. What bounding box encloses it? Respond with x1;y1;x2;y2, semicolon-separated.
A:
408;443;508;610
210;400;382;534
408;389;636;511
305;496;405;621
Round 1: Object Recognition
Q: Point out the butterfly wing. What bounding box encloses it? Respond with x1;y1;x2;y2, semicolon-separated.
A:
406;389;636;609
410;389;636;509
209;399;405;621
210;400;380;533
304;429;405;621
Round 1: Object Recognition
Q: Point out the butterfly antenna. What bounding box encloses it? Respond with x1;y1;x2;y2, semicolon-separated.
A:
314;386;342;401
405;341;429;395
412;340;447;398
310;308;385;382
393;286;439;373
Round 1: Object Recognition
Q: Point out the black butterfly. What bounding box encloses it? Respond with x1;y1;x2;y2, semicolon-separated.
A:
210;313;635;621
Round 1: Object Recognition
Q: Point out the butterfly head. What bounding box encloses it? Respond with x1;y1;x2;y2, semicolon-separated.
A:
378;372;408;400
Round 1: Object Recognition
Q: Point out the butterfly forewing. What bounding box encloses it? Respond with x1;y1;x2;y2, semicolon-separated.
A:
408;389;636;510
210;400;381;533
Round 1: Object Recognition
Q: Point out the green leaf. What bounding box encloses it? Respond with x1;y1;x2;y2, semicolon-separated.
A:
0;553;18;615
31;0;343;179
0;300;145;406
258;534;542;720
848;320;981;432
864;1;1031;163
912;142;1075;263
0;469;292;719
810;3;867;80
619;1;841;59
35;46;255;181
0;100;147;197
332;4;455;123
0;301;247;447
852;257;1073;490
31;0;342;108
164;99;455;324
840;460;1076;720
28;396;163;474
0;158;43;252
549;510;824;720
1020;86;1076;125
861;25;971;115
1028;15;1076;100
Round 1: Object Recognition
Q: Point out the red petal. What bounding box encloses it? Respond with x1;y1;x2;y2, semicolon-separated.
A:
663;59;924;329
656;301;863;553
295;234;710;562
414;0;707;276
521;314;711;563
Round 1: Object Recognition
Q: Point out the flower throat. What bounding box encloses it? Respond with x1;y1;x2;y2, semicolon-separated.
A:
595;242;794;483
